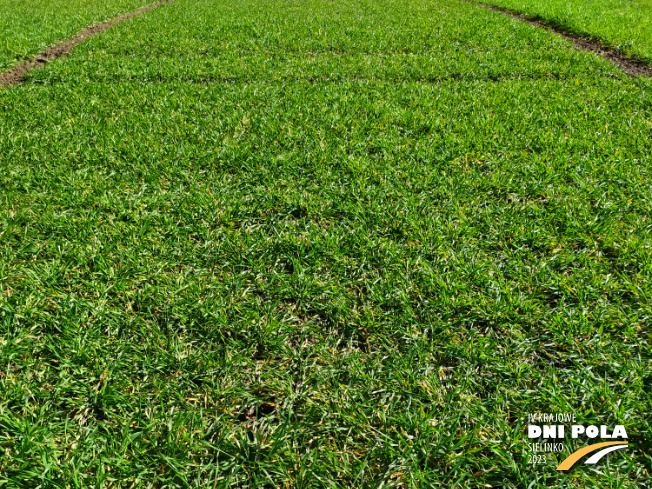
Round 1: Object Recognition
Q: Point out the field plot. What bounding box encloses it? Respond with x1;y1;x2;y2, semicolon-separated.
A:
0;0;155;70
1;0;651;487
478;0;652;63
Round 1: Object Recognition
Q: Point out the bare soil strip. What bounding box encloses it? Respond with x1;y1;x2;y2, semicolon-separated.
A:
479;3;652;77
0;0;174;88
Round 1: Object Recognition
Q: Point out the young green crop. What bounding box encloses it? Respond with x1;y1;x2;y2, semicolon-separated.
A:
0;0;155;70
478;0;652;62
0;0;651;487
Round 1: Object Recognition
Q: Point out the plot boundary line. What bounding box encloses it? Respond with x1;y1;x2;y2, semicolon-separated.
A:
475;2;652;77
0;0;175;88
3;0;650;88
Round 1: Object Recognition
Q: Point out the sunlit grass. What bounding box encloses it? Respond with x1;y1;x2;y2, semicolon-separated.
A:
0;0;155;70
480;0;652;62
0;0;651;486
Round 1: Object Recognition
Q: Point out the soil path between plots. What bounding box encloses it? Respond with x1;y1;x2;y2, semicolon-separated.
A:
477;3;652;77
0;0;174;88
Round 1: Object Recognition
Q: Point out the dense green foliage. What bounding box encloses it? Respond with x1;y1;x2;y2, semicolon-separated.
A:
1;0;651;487
480;0;652;62
0;0;153;70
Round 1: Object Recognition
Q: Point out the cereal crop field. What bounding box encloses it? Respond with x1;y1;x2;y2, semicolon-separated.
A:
0;0;651;487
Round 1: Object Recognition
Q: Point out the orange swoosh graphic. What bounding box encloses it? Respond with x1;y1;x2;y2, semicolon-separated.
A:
556;441;628;470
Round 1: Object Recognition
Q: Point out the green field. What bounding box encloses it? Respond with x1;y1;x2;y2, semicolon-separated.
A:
0;0;153;70
480;0;652;62
1;0;651;487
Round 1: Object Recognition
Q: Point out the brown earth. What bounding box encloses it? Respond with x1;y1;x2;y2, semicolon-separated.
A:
479;3;652;77
0;0;174;88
